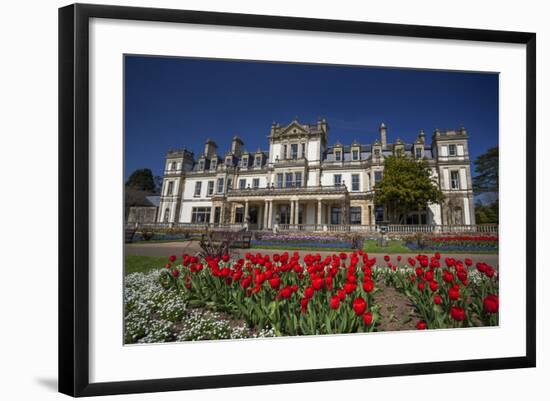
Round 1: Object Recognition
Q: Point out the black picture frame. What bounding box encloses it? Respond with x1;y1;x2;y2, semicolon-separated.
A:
58;3;536;397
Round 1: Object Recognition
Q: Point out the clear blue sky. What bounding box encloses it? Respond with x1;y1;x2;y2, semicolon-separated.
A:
124;55;498;179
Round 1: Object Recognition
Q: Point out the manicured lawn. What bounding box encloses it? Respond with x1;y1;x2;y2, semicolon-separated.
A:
362;240;412;254
250;244;355;253
125;255;169;275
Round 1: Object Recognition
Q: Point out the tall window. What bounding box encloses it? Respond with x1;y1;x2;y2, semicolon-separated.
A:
330;207;341;224
167;181;174;195
448;144;457;156
291;144;298;159
239;179;246;189
214;207;221;224
334;174;342;186
191;207;211;223
301;143;306;158
276;173;283;188
283;145;288;159
450;170;460;189
285;173;293;188
350;207;362;224
351;174;360;191
374;171;382;185
217;178;224;193
335;151;342;161
207;181;214;196
352;149;359;161
253;178;260;189
163;208;170;223
194;181;202;197
295;172;302;188
255;156;261;167
171;162;177;170
227;179;233;191
235;207;244;223
415;147;422;158
210;159;217;170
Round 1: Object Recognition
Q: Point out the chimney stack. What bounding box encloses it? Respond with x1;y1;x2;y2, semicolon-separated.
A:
379;123;387;149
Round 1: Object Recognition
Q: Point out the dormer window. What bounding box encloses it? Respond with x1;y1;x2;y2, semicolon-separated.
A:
374;149;381;157
448;144;457;156
415;147;422;158
352;149;359;161
254;156;262;167
225;157;232;166
210;158;217;170
335;151;342;161
198;160;205;170
241;157;248;168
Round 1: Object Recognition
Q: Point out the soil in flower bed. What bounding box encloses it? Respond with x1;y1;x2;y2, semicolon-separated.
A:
373;279;418;332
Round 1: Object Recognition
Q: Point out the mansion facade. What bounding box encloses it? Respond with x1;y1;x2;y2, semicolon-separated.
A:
156;118;475;229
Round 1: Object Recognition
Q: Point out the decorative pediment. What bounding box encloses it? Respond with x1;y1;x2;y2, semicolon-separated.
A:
276;121;309;137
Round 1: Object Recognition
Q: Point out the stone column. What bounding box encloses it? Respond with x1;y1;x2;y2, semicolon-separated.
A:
295;201;300;224
264;200;269;228
244;200;249;224
290;200;295;226
317;200;322;226
267;200;273;229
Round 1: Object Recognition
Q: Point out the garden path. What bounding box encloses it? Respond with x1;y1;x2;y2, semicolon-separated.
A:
125;241;499;267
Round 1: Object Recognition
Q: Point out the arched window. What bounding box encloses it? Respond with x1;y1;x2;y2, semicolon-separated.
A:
163;208;170;223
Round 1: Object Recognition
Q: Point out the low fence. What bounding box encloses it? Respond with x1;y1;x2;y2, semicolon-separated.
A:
127;222;498;235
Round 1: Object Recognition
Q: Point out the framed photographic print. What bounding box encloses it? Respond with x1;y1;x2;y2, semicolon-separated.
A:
58;3;536;397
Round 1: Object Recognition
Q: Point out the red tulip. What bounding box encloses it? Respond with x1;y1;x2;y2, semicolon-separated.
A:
363;311;373;325
269;276;280;290
448;286;460;301
384;255;390;262
429;280;438;292
483;294;499;314
450;306;466;321
362;279;374;293
304;286;314;299
330;295;341;310
278;286;292;299
417;282;425;291
171;268;179;278
164;263;172;269
464;258;473;266
169;255;177;262
352;297;367;316
222;254;230;262
416;320;427;330
434;294;442;305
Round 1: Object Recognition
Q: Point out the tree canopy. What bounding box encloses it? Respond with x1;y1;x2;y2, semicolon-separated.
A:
374;155;443;223
125;168;156;193
472;146;498;193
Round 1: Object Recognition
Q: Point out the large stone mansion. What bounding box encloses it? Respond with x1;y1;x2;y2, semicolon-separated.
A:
156;118;475;229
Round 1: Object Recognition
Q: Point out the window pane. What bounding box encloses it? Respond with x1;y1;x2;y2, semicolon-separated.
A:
350;206;361;224
285;173;293;188
194;181;201;196
295;172;302;187
291;144;298;159
217;178;224;193
277;173;283;188
352;174;359;191
239;179;246;189
334;174;342;186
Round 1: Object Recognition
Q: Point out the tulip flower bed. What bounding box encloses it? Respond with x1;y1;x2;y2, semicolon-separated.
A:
405;235;499;252
378;253;499;329
159;251;381;337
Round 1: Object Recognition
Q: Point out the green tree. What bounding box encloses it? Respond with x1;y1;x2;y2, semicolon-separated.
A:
473;147;498;193
374;155;444;223
125;168;156;192
475;201;499;224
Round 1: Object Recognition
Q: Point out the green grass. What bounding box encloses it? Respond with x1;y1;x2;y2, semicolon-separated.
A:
362;240;412;254
125;255;169;275
250;244;356;253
